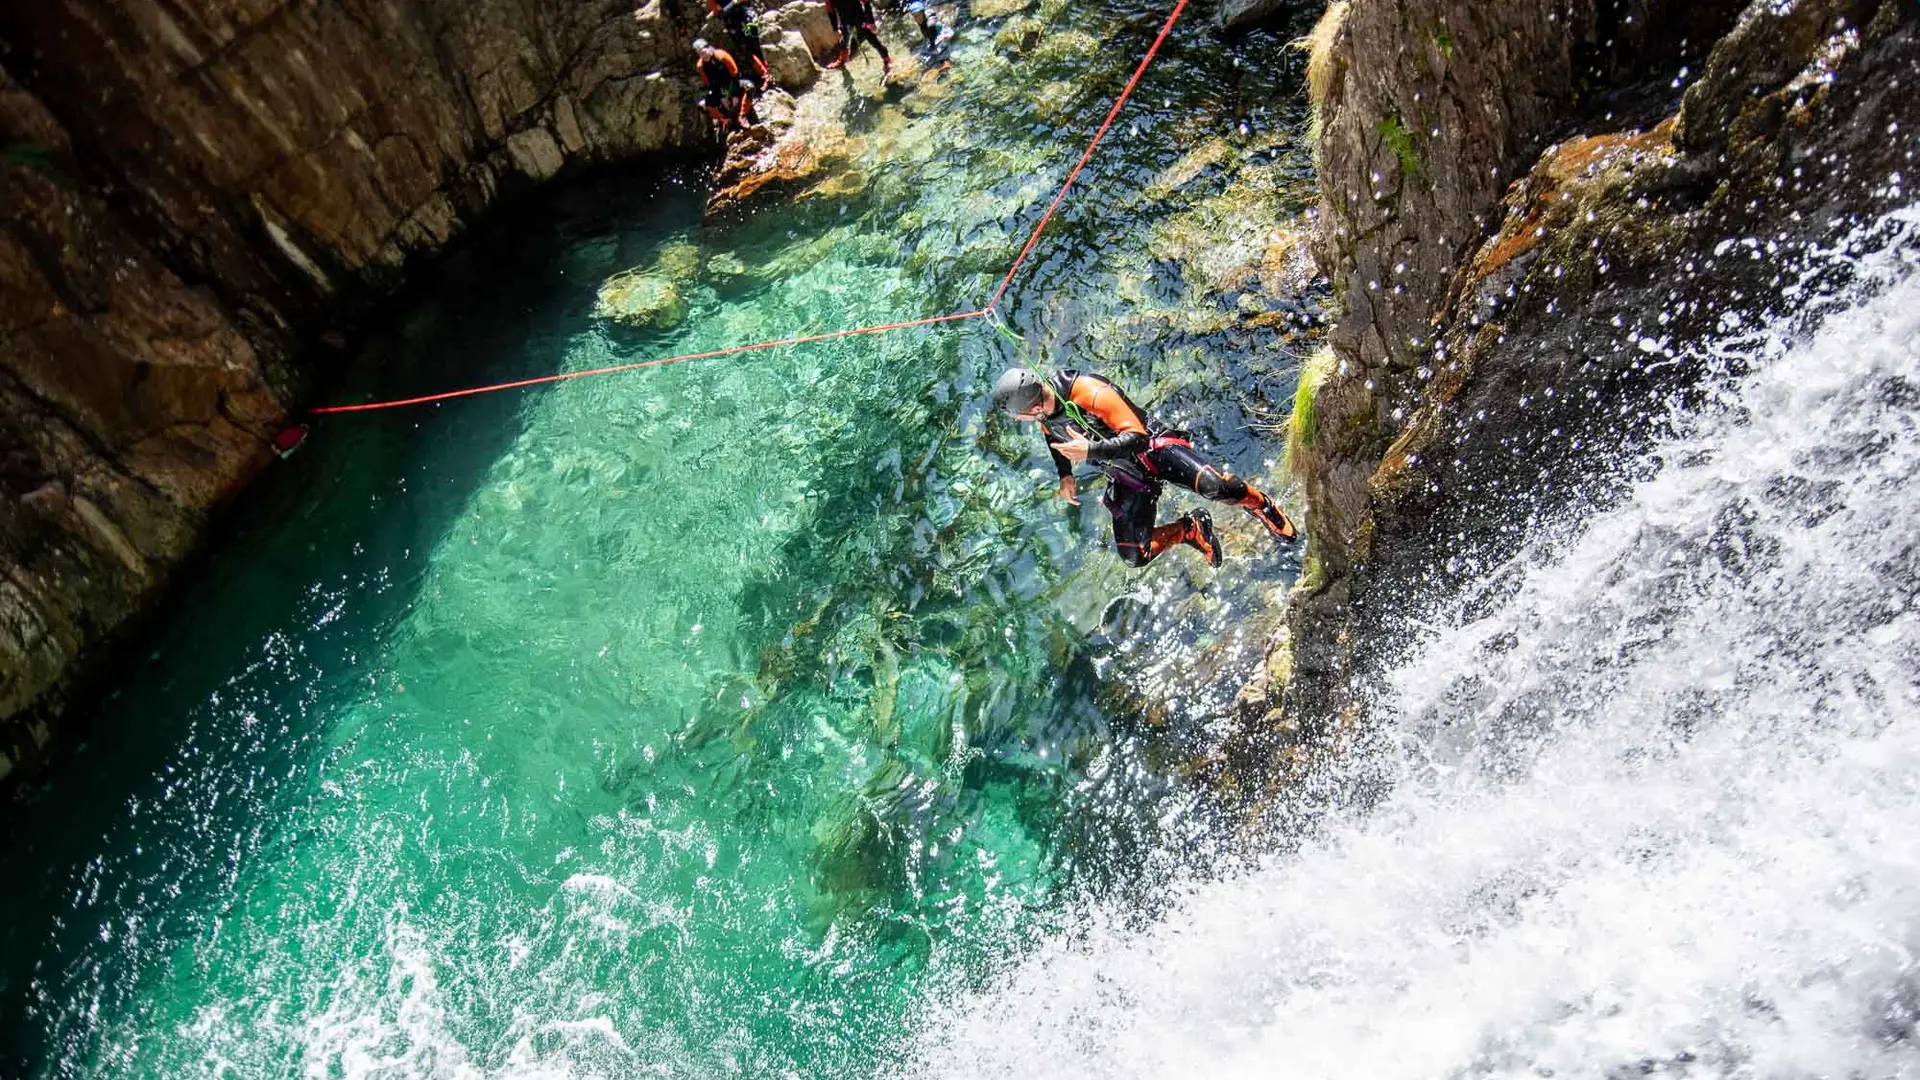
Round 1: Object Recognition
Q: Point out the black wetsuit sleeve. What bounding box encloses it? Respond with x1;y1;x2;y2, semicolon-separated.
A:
1083;431;1147;463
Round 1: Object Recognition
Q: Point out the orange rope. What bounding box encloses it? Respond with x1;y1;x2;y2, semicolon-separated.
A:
987;0;1189;313
310;311;985;414
311;0;1188;416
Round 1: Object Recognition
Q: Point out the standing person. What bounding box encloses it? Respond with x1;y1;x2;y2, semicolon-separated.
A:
991;366;1298;569
693;38;762;132
708;0;774;87
825;0;891;76
903;0;952;52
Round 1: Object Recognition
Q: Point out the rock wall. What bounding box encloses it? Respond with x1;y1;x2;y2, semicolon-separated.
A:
0;0;715;786
1243;0;1917;777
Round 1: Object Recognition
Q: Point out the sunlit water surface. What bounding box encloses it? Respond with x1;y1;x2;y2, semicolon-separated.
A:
0;1;1318;1075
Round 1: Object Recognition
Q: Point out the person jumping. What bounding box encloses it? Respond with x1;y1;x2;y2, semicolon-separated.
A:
992;366;1298;569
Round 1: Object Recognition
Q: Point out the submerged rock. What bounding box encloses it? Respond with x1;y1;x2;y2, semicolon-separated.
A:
993;16;1045;54
593;270;688;329
653;240;704;283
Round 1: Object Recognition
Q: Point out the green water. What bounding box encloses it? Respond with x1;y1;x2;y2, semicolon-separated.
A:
0;3;1318;1075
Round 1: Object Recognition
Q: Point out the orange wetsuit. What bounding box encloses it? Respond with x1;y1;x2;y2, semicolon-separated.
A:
1035;369;1297;567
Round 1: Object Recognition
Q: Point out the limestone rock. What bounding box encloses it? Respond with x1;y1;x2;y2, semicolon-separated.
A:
1273;0;1914;757
505;126;567;181
765;30;822;90
766;1;842;59
706;76;872;216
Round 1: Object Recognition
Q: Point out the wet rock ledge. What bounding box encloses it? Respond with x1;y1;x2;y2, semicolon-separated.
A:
1232;0;1920;792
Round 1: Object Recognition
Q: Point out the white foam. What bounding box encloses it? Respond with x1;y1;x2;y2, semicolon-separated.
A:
906;210;1920;1079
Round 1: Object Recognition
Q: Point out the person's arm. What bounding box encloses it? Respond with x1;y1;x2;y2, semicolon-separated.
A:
1047;439;1073;479
1042;440;1079;504
1070;379;1149;461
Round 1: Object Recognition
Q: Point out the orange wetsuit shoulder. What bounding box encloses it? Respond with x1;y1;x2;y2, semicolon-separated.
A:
1067;375;1149;437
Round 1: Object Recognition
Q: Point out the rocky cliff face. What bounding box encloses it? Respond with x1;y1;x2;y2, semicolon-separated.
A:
0;0;717;786
1238;0;1919;781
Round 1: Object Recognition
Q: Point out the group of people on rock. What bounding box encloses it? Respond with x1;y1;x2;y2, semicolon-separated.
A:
690;0;954;134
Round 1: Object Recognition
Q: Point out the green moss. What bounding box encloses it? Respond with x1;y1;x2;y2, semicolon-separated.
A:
1377;115;1419;177
1288;345;1336;448
1297;554;1327;594
1433;25;1454;60
1297;1;1350;108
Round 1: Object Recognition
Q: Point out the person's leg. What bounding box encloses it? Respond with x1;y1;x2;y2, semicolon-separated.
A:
841;14;863;65
744;40;772;84
1106;476;1219;568
1145;443;1297;541
1104;482;1159;568
859;23;891;71
826;10;852;66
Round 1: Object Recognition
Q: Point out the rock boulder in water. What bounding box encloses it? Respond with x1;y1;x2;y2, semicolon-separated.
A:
593;271;688;329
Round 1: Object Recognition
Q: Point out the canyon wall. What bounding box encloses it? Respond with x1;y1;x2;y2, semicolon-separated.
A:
0;0;711;785
1238;0;1920;782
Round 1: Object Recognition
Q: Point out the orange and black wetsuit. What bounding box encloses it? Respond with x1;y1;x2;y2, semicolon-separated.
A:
697;48;761;128
1038;369;1297;567
710;0;773;83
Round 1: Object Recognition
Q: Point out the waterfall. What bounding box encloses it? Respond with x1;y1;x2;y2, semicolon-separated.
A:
906;211;1920;1079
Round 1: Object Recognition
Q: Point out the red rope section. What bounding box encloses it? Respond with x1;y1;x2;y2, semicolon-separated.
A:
987;0;1189;313
310;310;986;414
310;0;1187;416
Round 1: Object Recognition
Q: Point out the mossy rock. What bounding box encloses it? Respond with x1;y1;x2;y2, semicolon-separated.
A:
592;270;687;329
1027;29;1101;68
972;0;1033;16
653;240;702;283
703;251;752;291
994;16;1043;52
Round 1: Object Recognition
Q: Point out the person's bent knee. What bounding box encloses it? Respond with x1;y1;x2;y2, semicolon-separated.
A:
1197;471;1248;504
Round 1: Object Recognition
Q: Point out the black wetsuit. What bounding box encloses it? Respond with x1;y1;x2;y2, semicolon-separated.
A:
697;49;761;126
716;0;770;80
827;0;889;64
1036;369;1288;567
